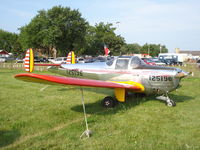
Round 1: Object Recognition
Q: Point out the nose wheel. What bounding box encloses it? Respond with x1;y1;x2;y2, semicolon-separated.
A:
102;96;117;108
156;92;176;107
165;99;176;107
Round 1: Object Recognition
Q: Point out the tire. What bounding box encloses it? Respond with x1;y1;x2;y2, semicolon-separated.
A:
166;100;176;107
102;96;116;108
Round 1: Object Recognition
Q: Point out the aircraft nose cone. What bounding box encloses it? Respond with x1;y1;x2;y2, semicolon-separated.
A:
175;70;190;78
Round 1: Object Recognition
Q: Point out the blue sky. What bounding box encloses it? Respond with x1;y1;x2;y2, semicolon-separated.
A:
1;0;200;52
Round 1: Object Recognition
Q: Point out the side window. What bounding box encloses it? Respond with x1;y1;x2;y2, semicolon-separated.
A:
115;59;129;70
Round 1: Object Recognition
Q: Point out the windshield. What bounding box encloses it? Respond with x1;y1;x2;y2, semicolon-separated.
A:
131;56;146;69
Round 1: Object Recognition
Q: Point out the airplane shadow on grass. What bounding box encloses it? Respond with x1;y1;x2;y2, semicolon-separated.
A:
71;92;193;115
71;93;145;115
55;86;193;115
0;129;21;148
166;94;193;103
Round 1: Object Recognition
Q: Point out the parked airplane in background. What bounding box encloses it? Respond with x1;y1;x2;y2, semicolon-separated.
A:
15;48;190;107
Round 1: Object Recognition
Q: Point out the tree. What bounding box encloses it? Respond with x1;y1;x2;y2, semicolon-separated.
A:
0;29;22;56
121;43;142;55
84;22;125;56
141;43;168;57
19;6;88;57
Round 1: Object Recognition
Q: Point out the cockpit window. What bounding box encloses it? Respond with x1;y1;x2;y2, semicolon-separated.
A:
115;59;129;70
131;56;146;69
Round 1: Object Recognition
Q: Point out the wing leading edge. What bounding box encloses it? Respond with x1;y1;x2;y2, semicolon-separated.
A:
15;73;144;92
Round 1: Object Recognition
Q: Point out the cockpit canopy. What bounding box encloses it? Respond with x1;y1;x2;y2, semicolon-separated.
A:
106;56;146;70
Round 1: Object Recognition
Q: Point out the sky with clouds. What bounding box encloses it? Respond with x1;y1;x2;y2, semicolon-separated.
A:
0;0;200;52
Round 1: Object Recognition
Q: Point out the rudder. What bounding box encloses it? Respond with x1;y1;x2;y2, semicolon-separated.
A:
24;48;34;72
66;51;76;64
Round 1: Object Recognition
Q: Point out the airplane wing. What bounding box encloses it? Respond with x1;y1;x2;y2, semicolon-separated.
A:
15;73;144;92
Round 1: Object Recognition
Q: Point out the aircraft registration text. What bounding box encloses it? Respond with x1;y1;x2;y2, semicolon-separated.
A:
149;76;172;81
66;69;83;76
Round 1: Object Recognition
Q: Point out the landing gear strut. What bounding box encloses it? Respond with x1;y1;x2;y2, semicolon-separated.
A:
156;92;176;107
102;96;117;108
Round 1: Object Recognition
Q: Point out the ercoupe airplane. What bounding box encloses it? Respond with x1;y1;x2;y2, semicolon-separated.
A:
15;48;190;107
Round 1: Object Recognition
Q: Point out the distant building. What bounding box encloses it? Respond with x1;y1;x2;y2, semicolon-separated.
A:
175;48;200;59
0;50;9;57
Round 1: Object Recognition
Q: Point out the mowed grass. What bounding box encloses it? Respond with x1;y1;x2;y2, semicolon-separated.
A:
0;65;200;150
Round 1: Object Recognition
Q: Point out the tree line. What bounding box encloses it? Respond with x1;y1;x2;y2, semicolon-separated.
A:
0;6;168;58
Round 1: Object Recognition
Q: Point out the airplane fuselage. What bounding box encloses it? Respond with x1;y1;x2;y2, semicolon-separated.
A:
48;56;185;95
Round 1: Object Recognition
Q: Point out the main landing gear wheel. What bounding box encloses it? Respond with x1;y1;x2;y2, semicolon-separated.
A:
166;100;176;107
102;96;116;108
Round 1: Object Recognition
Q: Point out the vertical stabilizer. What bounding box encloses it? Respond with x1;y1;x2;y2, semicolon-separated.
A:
66;51;76;64
24;48;34;72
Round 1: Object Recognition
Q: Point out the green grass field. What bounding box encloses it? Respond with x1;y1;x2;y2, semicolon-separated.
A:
0;65;200;150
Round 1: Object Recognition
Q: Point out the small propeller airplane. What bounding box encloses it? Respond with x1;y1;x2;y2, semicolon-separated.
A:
15;48;190;108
